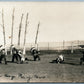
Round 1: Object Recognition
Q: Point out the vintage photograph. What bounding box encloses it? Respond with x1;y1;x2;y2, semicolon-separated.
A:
0;1;84;82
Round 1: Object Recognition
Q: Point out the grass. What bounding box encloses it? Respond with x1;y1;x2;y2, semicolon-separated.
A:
0;49;84;82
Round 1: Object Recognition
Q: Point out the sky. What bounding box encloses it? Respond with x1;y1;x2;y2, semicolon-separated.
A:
0;2;84;45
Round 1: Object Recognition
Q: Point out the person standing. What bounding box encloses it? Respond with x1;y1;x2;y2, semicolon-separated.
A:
0;47;7;64
80;51;84;65
11;46;19;63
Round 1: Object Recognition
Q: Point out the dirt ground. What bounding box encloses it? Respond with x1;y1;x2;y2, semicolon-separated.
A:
0;51;84;83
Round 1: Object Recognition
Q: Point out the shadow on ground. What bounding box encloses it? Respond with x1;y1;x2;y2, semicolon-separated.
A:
49;60;80;66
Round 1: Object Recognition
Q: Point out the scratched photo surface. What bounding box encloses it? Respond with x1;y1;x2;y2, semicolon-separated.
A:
0;2;84;82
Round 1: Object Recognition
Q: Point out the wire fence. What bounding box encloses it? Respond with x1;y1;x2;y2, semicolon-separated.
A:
11;40;84;51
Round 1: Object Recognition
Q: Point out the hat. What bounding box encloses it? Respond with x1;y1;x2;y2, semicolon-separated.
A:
0;46;5;50
12;45;15;48
0;45;3;48
18;50;22;54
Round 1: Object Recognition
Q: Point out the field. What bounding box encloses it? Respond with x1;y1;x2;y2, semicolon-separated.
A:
0;50;84;82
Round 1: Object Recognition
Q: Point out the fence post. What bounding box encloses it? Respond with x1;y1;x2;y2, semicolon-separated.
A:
71;41;73;53
37;43;38;50
48;42;49;51
63;40;65;50
78;40;79;49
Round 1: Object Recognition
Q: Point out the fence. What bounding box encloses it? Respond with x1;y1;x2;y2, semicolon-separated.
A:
9;40;84;51
37;40;83;50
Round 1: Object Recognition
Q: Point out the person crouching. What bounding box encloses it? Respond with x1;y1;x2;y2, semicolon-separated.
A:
56;54;64;63
30;47;40;61
18;50;28;64
33;49;40;61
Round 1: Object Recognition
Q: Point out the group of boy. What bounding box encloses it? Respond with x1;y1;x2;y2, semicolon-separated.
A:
1;45;84;65
0;45;41;64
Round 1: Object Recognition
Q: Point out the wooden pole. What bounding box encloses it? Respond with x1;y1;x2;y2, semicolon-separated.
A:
10;8;15;55
48;42;49;51
78;40;79;49
35;22;40;50
23;13;28;55
2;9;7;55
63;40;65;50
2;9;6;47
18;14;24;46
11;8;15;45
48;42;50;54
71;41;73;53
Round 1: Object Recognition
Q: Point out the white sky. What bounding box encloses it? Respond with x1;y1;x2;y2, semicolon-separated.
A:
0;2;84;45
